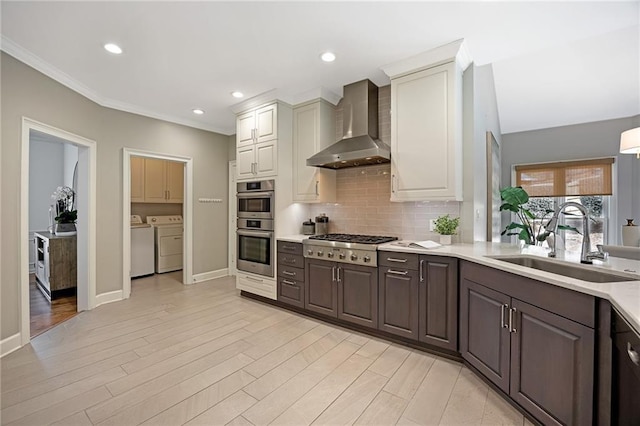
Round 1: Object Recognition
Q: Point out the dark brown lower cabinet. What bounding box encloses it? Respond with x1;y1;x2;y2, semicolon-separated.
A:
378;253;458;350
277;242;305;309
460;261;595;426
305;258;378;328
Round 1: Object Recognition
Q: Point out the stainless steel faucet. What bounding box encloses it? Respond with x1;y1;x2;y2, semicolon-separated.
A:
546;201;605;264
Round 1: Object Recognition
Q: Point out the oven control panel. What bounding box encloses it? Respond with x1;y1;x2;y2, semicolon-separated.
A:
303;244;377;267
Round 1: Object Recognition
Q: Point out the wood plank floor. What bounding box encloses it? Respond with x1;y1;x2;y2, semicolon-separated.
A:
30;274;78;338
2;272;534;425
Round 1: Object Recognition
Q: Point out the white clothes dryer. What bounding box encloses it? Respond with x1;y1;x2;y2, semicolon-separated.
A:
146;215;183;273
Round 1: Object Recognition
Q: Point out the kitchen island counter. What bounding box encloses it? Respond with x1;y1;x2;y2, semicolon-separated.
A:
378;241;640;334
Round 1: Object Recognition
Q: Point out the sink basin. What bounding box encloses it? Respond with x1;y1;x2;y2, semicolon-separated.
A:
488;255;638;283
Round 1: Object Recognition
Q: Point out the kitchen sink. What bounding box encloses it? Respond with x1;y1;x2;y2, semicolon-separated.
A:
488;255;639;283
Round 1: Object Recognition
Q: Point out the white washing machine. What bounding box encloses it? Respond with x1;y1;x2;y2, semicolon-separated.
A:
146;215;183;273
130;215;155;277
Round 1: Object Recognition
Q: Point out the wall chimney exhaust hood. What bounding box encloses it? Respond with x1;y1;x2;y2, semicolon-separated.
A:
307;79;390;169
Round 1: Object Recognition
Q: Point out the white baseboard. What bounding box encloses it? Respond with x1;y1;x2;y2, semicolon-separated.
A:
1;333;22;358
95;290;124;307
192;268;229;283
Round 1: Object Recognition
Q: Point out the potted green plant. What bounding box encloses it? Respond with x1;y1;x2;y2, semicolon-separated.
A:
434;214;460;245
500;186;578;245
52;186;77;236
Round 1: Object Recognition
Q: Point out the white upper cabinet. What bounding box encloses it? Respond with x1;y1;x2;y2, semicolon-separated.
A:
292;100;336;203
383;40;470;202
235;102;279;180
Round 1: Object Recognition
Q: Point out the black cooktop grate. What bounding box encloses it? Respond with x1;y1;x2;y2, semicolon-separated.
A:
308;233;398;244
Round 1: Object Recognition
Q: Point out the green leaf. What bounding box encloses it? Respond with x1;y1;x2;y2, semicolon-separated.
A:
522;209;536;220
500;203;518;213
500;186;529;206
518;228;532;243
504;222;525;230
558;224;581;235
536;231;551;242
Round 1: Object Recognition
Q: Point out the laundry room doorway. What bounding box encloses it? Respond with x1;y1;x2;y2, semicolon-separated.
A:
121;148;194;300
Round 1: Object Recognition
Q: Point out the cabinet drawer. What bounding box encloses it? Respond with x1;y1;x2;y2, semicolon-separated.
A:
278;277;305;309
278;253;304;268
378;252;419;270
277;241;303;256
278;265;305;282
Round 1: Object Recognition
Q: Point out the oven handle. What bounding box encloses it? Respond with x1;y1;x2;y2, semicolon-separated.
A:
237;191;273;199
237;229;273;238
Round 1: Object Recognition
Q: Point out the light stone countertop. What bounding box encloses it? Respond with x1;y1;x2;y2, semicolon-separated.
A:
378;241;640;334
277;234;309;243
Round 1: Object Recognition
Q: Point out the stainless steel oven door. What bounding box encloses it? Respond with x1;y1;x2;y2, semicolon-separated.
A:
237;229;274;277
237;191;274;219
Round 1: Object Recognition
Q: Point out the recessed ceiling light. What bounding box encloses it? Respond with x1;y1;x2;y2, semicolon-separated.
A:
104;43;123;55
320;52;336;62
192;109;205;115
231;91;244;98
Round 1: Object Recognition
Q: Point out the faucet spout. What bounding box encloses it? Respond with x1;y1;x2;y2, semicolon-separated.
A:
547;202;593;264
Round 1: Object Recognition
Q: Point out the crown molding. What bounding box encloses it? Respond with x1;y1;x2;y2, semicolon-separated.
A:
380;38;474;79
292;87;342;106
1;35;232;135
229;89;295;114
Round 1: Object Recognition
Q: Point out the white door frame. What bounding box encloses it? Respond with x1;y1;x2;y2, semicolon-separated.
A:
20;117;97;346
122;148;193;298
228;161;237;275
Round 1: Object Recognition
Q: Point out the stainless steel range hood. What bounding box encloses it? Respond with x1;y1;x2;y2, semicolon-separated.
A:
307;79;390;169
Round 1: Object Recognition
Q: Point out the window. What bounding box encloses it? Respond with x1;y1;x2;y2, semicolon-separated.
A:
514;158;614;252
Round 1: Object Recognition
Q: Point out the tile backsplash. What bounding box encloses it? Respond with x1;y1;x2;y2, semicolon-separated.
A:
306;164;461;241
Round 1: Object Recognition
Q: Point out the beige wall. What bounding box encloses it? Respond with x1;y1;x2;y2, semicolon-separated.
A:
1;53;231;339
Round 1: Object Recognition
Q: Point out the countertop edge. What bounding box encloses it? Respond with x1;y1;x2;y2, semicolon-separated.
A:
378;242;640;334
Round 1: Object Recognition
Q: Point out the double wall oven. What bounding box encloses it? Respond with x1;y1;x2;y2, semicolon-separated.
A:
237;180;275;277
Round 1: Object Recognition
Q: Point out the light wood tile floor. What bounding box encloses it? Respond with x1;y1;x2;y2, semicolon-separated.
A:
1;272;528;425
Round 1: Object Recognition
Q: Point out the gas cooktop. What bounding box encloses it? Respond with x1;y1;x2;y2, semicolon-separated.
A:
303;234;398;267
307;233;398;245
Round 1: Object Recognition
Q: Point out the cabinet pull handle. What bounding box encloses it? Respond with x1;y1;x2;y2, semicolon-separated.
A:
509;307;517;333
332;266;336;282
387;269;408;276
282;245;295;251
315;181;319;196
628;342;640;366
282;270;296;277
282;279;296;286
419;259;424;282
386;257;407;263
501;304;509;328
391;174;396;193
167;190;170;200
245;276;263;283
337;266;341;283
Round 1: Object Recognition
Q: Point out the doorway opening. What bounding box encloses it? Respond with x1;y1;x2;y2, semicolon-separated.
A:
20;118;97;346
122;148;193;300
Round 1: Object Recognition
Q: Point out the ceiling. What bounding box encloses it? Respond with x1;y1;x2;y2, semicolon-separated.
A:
1;1;638;136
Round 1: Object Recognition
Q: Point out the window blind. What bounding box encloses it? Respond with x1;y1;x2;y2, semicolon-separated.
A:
515;158;614;197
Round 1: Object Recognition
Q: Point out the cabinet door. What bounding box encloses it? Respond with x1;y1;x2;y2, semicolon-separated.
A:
236;110;256;147
305;259;337;317
292;103;320;201
130;156;145;203
419;256;458;350
237;145;256;179
460;277;511;393
337;264;378;329
165;160;184;203
144;158;167;202
378;267;419;340
254;140;277;177
510;299;594;426
390;62;461;201
255;104;277;143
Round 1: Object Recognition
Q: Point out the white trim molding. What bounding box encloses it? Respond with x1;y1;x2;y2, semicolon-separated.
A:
1;333;22;358
192;268;230;284
20;117;98;348
122;148;194;300
95;290;124;308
